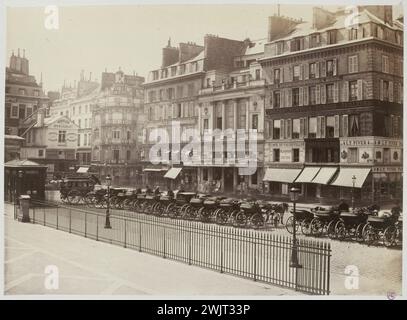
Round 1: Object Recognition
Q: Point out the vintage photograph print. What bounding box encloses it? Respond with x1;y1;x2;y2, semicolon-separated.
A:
2;1;404;298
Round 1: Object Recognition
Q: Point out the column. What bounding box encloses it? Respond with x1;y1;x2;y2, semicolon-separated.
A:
234;99;238;131
233;168;238;193
222;101;226;130
245;99;249;131
221;167;225;193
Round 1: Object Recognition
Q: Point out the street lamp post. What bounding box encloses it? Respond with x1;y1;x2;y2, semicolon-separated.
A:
351;175;356;213
17;170;24;203
104;175;112;229
290;187;302;269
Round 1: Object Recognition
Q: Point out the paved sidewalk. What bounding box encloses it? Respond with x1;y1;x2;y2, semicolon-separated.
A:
4;207;299;296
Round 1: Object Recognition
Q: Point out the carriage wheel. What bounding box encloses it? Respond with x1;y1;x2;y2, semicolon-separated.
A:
216;209;229;225
334;220;347;241
167;203;178;219
132;200;140;212
308;218;322;237
326;220;337;239
285;216;299;234
383;226;397;247
84;193;95;208
184;206;196;220
234;211;248;228
362;224;377;246
301;219;312;236
250;213;264;229
122;199;131;211
355;223;365;242
67;190;81;205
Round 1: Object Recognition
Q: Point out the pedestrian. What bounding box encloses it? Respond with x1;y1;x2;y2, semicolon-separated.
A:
338;199;349;212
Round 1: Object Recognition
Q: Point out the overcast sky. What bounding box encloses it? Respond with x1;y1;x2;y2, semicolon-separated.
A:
6;2;403;92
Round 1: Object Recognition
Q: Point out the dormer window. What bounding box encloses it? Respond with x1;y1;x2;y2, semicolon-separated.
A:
327;30;337;45
171;67;177;76
290;38;303;52
349;28;358;40
310;33;320;48
276;41;284;55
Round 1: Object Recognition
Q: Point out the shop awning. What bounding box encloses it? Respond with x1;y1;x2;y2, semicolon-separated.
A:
311;167;338;185
263;168;302;183
330;168;371;188
295;167;321;183
76;167;89;173
143;168;167;172
164;167;182;179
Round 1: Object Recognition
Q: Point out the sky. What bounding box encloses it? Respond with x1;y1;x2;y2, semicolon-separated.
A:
5;2;403;92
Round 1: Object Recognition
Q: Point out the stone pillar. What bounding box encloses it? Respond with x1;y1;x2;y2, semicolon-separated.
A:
221;167;225;192
233;168;238;193
234;99;238;131
20;195;31;223
245;99;249;131
222;101;226;130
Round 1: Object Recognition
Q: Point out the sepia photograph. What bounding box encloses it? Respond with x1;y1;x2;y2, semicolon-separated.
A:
1;0;405;300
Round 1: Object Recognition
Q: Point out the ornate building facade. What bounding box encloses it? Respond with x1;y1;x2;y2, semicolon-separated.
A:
260;6;403;204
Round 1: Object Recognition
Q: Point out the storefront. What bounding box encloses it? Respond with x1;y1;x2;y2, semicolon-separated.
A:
4;159;47;202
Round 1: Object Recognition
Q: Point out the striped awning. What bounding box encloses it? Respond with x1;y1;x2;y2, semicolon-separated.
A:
295;167;321;183
263;168;302;183
330;168;371;188
164;167;182;179
311;167;338;185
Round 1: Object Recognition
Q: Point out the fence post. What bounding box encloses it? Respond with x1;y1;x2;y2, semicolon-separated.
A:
220;228;224;274
253;235;257;282
96;215;99;241
139;221;142;252
69;209;72;233
124;219;127;248
85;212;87;238
33;206;35;224
163;227;166;259
43;207;46;226
188;230;192;266
56;207;59;230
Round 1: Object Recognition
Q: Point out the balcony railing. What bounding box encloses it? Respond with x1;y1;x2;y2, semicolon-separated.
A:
199;79;266;95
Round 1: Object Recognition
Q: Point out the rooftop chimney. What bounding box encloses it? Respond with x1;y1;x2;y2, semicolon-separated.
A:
312;7;336;30
268;15;302;42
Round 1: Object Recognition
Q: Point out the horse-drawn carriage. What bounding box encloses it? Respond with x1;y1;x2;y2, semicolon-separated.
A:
60;175;99;205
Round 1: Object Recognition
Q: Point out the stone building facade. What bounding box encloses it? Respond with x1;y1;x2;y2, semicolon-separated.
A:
5;50;49;136
260;6;403;204
91;70;144;186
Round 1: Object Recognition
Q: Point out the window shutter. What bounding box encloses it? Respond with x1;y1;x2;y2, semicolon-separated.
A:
300;118;304;138
289;66;293;82
354;56;359;72
281;119;286;139
316;85;321;104
315;62;320;78
299;65;303;80
304;63;309;79
303;86;309;105
379;79;384;101
270;91;274;108
287;119;292;139
333;82;339;103
280;90;284;107
270;70;274;85
320;61;326;77
304;117;308;138
342;81;349;102
357;79;363;100
299;87;304;106
333;58;337;76
280;68;284;83
334;115;340;137
320;116;326;138
288;89;292;107
389;81;393;102
342;115;349;137
316;116;321;138
269;120;274;140
321;85;326;104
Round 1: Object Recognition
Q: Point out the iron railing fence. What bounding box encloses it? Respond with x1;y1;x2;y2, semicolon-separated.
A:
17;199;331;295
